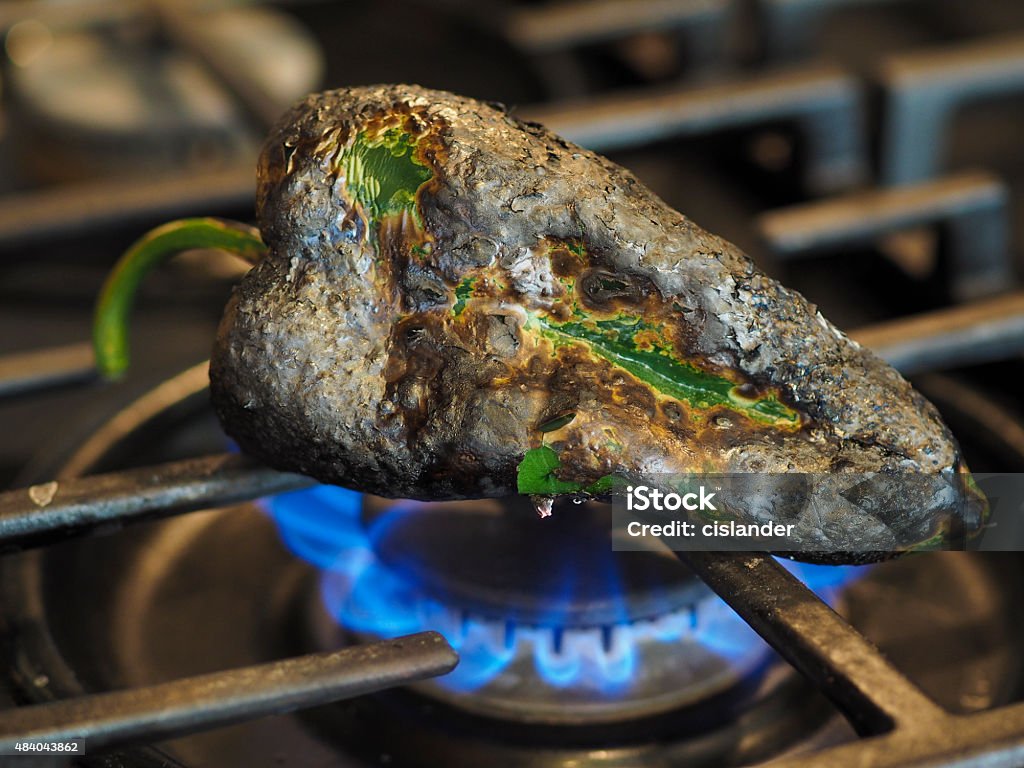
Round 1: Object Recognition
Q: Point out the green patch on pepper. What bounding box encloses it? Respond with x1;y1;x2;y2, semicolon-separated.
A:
530;312;799;428
517;445;616;496
452;277;475;316
336;128;432;225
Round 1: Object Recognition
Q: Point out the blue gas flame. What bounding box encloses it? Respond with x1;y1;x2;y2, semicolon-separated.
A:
266;485;865;693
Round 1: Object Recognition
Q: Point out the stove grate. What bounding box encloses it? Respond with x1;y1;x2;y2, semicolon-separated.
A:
882;33;1024;184
0;632;456;756
758;171;1012;301
681;550;1024;768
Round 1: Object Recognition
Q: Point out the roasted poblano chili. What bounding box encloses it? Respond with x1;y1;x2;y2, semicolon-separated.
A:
94;85;986;562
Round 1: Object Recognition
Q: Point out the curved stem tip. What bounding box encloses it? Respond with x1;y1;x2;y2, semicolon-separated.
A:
93;217;267;380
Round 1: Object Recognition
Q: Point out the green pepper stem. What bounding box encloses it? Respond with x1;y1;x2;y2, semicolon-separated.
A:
93;217;267;380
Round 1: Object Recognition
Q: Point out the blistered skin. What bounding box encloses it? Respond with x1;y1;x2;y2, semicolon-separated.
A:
210;85;976;557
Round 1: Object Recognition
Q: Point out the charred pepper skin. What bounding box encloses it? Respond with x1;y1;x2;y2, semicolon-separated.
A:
209;85;981;559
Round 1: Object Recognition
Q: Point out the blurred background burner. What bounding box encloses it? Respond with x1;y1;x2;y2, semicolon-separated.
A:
2;1;323;187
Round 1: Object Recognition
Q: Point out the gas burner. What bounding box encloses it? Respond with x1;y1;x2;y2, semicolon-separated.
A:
279;489;860;724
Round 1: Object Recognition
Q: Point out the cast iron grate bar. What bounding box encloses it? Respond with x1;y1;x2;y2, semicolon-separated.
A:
757;171;1012;301
851;291;1024;375
0;453;313;554
880;32;1024;184
0;166;253;249
523;63;867;194
505;0;732;96
501;0;729;95
676;551;945;735
0;343;96;400
506;0;730;52
0;632;457;754
678;551;1024;767
759;0;905;60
